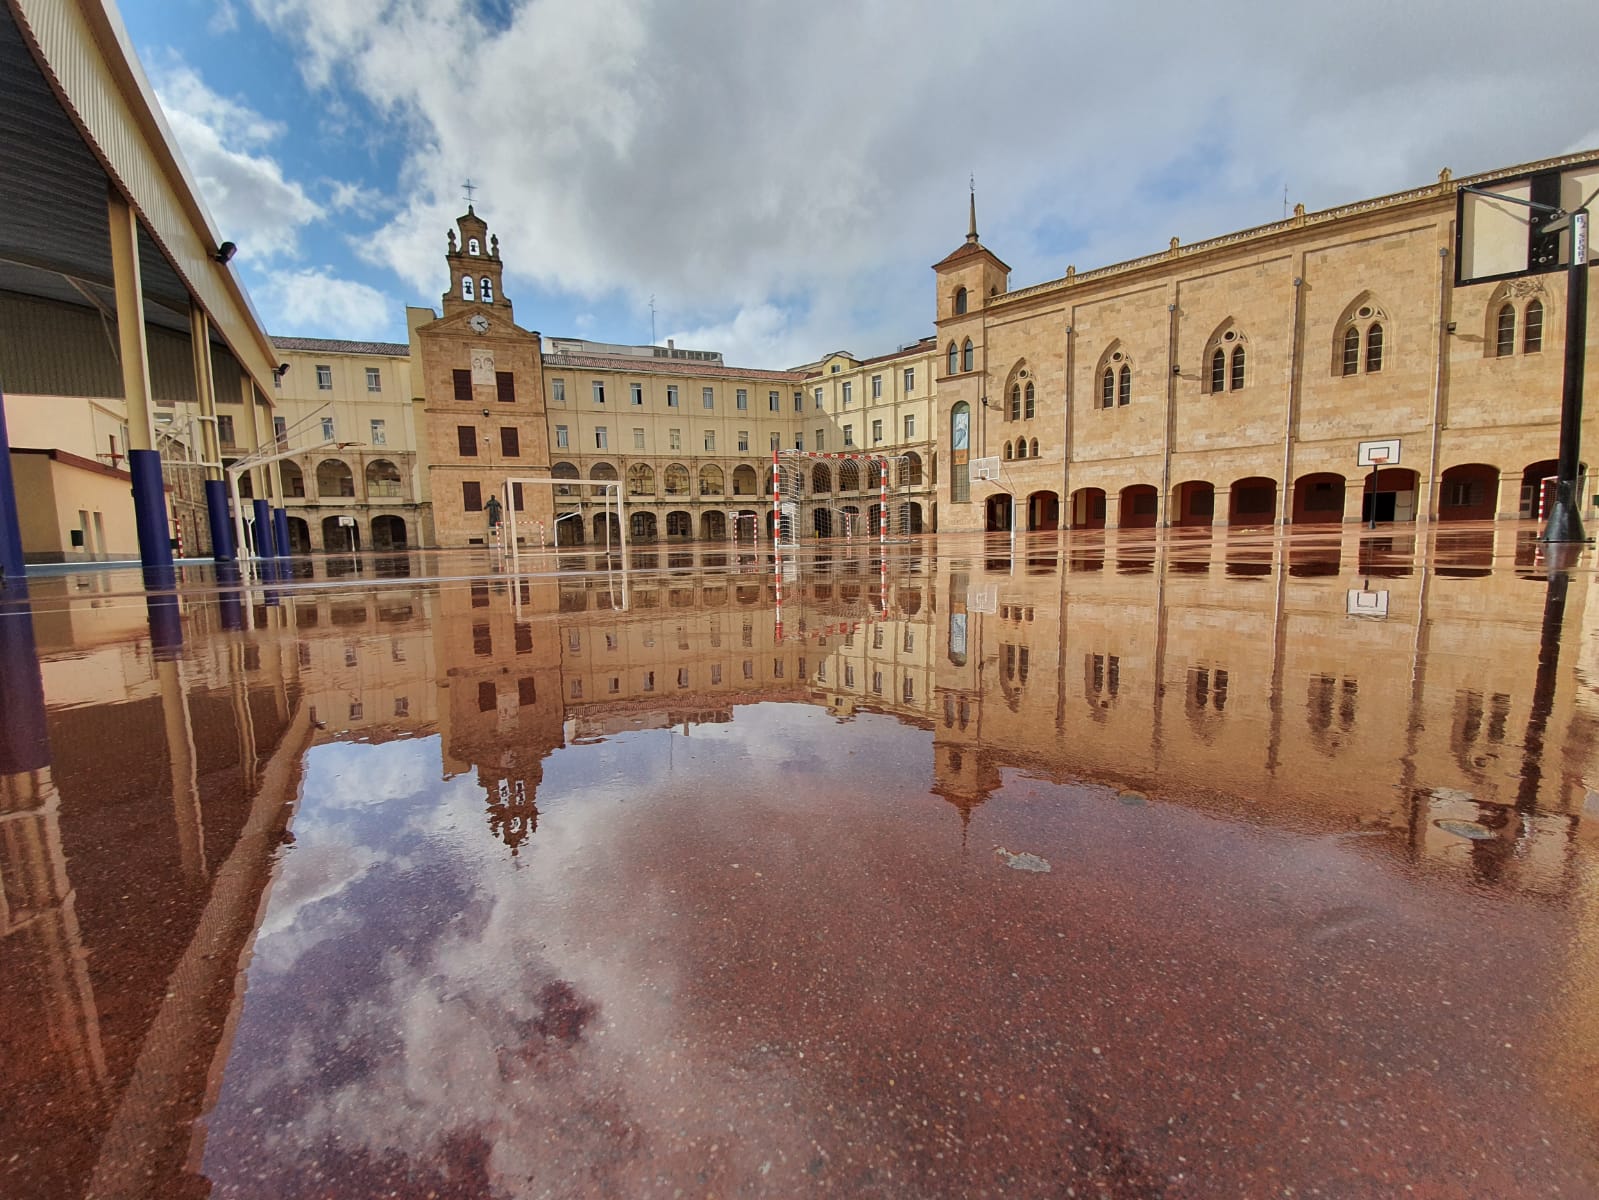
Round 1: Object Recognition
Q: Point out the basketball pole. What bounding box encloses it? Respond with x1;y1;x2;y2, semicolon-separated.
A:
1544;208;1589;544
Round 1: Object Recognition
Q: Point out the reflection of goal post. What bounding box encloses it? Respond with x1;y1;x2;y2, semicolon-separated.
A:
502;475;627;570
773;449;915;550
730;511;759;548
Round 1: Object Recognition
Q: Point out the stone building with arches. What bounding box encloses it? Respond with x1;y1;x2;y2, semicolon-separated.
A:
933;149;1599;534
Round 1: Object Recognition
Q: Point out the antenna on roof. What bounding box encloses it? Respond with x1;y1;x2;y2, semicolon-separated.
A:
650;295;657;346
1282;184;1288;220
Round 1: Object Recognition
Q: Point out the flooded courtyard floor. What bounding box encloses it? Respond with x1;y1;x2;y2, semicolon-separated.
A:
4;523;1599;1197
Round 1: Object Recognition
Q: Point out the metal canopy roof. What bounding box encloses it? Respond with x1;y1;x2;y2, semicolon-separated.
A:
1;0;275;375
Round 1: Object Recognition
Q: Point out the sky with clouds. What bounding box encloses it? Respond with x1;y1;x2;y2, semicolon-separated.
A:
121;0;1599;366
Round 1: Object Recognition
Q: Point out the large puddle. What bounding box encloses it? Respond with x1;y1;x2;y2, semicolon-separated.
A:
5;526;1599;1197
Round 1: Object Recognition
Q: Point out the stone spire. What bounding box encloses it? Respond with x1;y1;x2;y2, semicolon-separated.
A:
967;183;979;244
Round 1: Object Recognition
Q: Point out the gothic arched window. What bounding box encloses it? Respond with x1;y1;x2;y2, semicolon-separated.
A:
962;339;974;373
1496;304;1516;357
1365;323;1384;373
1118;363;1131;406
954;287;968;315
1101;368;1115;409
1230;344;1245;391
947;342;958;375
1210;348;1226;393
1009;385;1021;420
1024;381;1035;418
1525;299;1544;353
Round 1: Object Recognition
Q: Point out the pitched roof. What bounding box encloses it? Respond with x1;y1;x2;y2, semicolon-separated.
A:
542;351;809;383
272;335;411;357
933;240;1011;272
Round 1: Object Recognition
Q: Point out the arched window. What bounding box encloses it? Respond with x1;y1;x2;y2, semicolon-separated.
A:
1341;325;1360;376
954;287;968;315
1496;303;1516;357
962;339;974;373
1101;368;1115;409
1210;348;1226;393
467;237;480;254
1030;438;1039;457
1230;344;1245;391
1009;385;1021;420
1024;381;1035;418
1003;441;1013;460
1018;440;1029;459
481;276;494;303
461;275;475;301
1117;363;1131;406
1365;323;1384;373
1524;299;1543;353
947;342;958;375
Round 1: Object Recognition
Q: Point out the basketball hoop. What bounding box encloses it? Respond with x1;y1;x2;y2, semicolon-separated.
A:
1368;450;1389;466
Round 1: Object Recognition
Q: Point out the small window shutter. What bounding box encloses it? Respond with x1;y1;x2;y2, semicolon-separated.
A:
458;425;477;456
496;371;516;403
453;369;472;401
501;427;520;456
463;481;482;511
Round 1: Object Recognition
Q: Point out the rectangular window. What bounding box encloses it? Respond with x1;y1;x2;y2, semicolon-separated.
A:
595;426;608;449
737;430;749;451
321;417;335;441
370;418;386;445
500;427;520;456
316;364;332;390
815;430;825;452
512;481;524;511
462;481;482;511
814;388;823;409
273;415;286;444
871;419;883;444
770;432;780;451
904;367;915;392
217;414;235;446
518;676;536;705
702;386;714;409
458;425;478;456
769;390;780;412
904;414;915;439
795;433;804;450
496;371;516;403
633;427;645;449
453;369;472;402
551;378;566;403
871;374;882;398
555;424;569;449
667;386;679;407
842;381;852;407
669;428;682;450
794;391;803;412
736;388;748;410
473;624;491;658
843;424;854;447
366;366;381;392
630;382;643;405
704;430;716;451
592;380;605;405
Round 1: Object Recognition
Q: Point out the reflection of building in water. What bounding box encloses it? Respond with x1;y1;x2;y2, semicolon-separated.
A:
292;587;440;743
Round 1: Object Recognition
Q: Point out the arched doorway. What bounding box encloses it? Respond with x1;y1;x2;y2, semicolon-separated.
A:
1027;491;1060;530
1362;467;1418;523
813;508;834;538
592;511;620;545
1519;459;1563;519
280;460;306;498
1118;484;1158;529
905;502;924;534
1071;487;1106;529
840;505;862;537
322;514;358;552
985;493;1013;532
812;463;832;494
1292;473;1346;524
285;516;311;553
899;452;924;486
701;511;727;540
666;510;692;539
555;510;584;545
1173;480;1215;526
630;511;658;541
316;459;355;499
366;459;402;499
1438;463;1499;521
371;514;407;550
1227;477;1277;527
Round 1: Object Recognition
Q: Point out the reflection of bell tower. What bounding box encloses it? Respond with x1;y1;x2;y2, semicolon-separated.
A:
442;206;512;321
481;761;540;856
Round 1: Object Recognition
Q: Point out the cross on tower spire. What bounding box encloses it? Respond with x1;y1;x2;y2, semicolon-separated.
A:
462;178;478;207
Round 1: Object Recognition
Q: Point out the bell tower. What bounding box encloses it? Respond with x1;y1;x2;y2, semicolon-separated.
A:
442;205;512;320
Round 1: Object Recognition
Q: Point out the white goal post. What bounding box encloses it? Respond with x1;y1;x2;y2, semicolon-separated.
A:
502;475;627;571
772;449;919;550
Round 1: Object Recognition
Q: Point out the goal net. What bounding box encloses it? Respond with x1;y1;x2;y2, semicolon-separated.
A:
773;450;919;549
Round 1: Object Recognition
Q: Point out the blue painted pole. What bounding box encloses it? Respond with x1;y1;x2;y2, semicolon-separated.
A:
205;478;235;560
251;497;277;558
0;388;28;586
217;561;244;631
0;592;50;773
129;448;174;569
273;508;291;557
143;566;183;658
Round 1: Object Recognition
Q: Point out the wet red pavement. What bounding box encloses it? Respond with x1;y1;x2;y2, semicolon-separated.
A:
4;526;1599;1197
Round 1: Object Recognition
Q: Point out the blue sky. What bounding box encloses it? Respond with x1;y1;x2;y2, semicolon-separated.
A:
120;0;1599;367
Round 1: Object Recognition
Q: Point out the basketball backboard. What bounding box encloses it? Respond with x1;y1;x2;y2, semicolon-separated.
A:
1357;439;1401;467
1457;157;1599;285
971;455;1001;481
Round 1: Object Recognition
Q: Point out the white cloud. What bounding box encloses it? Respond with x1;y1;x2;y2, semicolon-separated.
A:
256;267;394;338
207;0;239;35
238;0;1599;359
152;60;322;260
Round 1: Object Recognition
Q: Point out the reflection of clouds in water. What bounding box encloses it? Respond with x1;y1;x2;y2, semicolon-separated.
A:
204;707;927;1195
